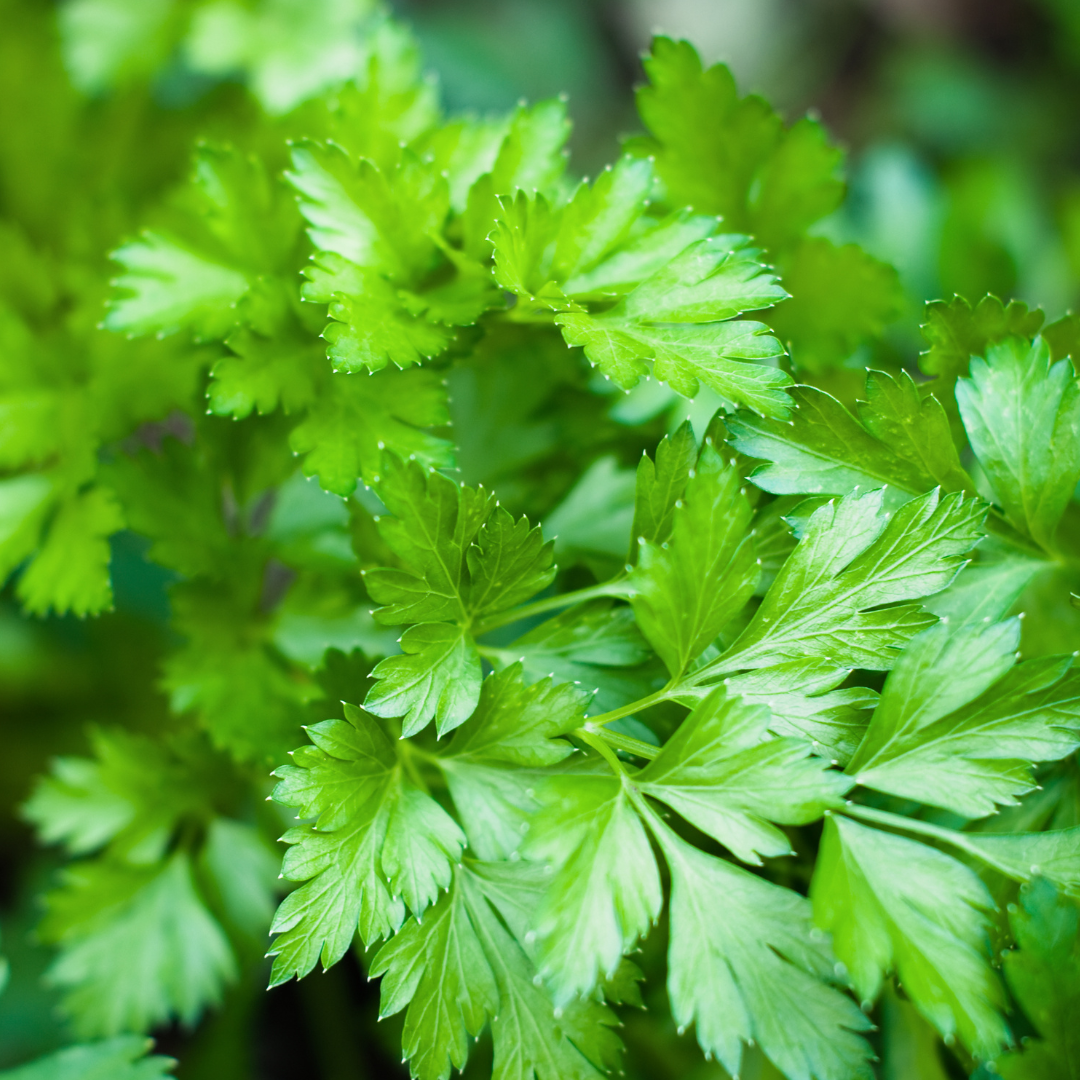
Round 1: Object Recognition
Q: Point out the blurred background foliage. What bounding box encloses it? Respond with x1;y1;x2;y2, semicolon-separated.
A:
2;0;1080;1077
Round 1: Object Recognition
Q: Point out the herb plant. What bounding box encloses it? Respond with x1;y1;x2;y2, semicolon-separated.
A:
3;3;1080;1079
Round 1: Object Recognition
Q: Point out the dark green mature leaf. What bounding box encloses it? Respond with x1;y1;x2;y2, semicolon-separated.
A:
705;487;984;674
636;689;851;864
268;704;465;984
438;665;586;859
630;443;757;676
727;371;973;499
849;620;1080;817
0;1037;175;1080
813;815;1009;1059
769;239;903;373
656;823;874;1080
996;880;1080;1079
956;337;1080;552
627;37;843;245
920;294;1045;383
40;855;237;1038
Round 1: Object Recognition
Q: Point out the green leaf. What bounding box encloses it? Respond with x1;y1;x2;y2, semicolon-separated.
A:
848;619;1080;817
551;157;655;283
501;602;658;715
709;487;984;674
0;473;54;584
728;371;972;500
961;827;1080;897
812;814;1009;1058
268;703;465;984
524;771;661;1002
636;689;851;863
920;294;1045;382
880;985;951;1080
372;862;621;1080
365;622;482;737
629;419;698;556
21;728;212;864
628;37;843;246
655;823;873;1080
718;661;879;765
0;1036;175;1080
207;328;322;419
370;868;498;1080
768;239;903;373
364;453;493;625
40;854;237;1038
289;367;453;496
302;255;458;374
438;665;585;859
556;235;790;416
995;880;1080;1080
288;142;446;284
16;487;123;617
466;507;555;619
629;443;757;676
956;336;1080;551
106;146;298;341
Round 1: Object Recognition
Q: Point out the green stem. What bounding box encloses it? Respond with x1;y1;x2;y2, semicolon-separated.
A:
574;724;660;761
472;579;632;637
838;803;1033;884
576;728;631;776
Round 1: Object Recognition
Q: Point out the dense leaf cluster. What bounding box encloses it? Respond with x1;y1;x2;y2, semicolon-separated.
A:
3;2;1080;1079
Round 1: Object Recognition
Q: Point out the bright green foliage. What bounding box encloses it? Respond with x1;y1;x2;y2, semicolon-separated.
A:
996;880;1080;1079
636;689;851;864
849;619;1080;817
627;36;902;372
268;702;465;984
813;815;1009;1059
658;826;874;1080
957;337;1080;552
363;454;556;735
9;6;1080;1080
372;862;623;1080
0;1036;175;1080
727;371;974;499
629;443;757;676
